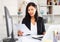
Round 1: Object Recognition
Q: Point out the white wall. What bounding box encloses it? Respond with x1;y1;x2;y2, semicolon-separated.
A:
0;0;7;41
2;0;18;15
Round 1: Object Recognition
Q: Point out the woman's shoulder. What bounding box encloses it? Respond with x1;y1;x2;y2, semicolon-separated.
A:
22;18;28;23
38;17;43;20
38;17;44;23
22;18;26;23
22;18;28;21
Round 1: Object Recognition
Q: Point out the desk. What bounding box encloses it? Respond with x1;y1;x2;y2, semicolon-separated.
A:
42;39;60;42
16;36;60;42
16;35;42;42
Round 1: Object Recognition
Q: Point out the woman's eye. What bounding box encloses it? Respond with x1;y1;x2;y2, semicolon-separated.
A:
31;9;33;10
28;9;30;11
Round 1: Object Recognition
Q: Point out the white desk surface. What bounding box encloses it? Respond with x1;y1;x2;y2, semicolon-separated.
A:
16;35;42;42
16;35;60;42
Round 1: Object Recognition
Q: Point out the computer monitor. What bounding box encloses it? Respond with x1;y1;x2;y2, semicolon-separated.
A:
4;6;18;42
4;6;13;37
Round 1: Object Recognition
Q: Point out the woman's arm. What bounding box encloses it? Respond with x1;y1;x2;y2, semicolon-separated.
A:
41;17;46;35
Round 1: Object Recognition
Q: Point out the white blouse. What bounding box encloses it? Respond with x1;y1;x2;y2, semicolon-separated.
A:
31;22;37;35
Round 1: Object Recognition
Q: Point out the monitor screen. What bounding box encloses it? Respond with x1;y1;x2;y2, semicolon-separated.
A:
4;6;12;37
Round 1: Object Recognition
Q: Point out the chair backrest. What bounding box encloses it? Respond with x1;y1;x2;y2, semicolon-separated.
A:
42;25;60;41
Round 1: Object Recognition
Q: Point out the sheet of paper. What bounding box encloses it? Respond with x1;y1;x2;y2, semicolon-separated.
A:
17;24;31;36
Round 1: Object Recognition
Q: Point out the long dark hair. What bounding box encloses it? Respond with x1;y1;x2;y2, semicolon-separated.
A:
25;2;38;22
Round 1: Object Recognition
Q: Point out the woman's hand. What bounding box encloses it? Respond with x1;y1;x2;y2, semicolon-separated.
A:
18;30;24;36
43;32;46;35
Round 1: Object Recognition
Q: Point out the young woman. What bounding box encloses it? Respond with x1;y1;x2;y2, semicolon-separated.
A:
18;2;45;36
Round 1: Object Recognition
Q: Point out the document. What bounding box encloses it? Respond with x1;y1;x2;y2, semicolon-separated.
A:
17;24;31;36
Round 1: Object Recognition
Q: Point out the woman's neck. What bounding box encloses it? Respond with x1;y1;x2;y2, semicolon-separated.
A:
31;16;36;25
31;16;35;20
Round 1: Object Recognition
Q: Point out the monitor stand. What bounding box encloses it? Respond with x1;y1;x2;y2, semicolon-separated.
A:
3;29;18;42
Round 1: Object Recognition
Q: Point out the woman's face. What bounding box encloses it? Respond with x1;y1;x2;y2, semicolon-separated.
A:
28;6;36;17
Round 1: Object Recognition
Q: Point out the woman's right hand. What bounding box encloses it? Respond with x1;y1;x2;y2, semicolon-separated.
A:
18;30;24;36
